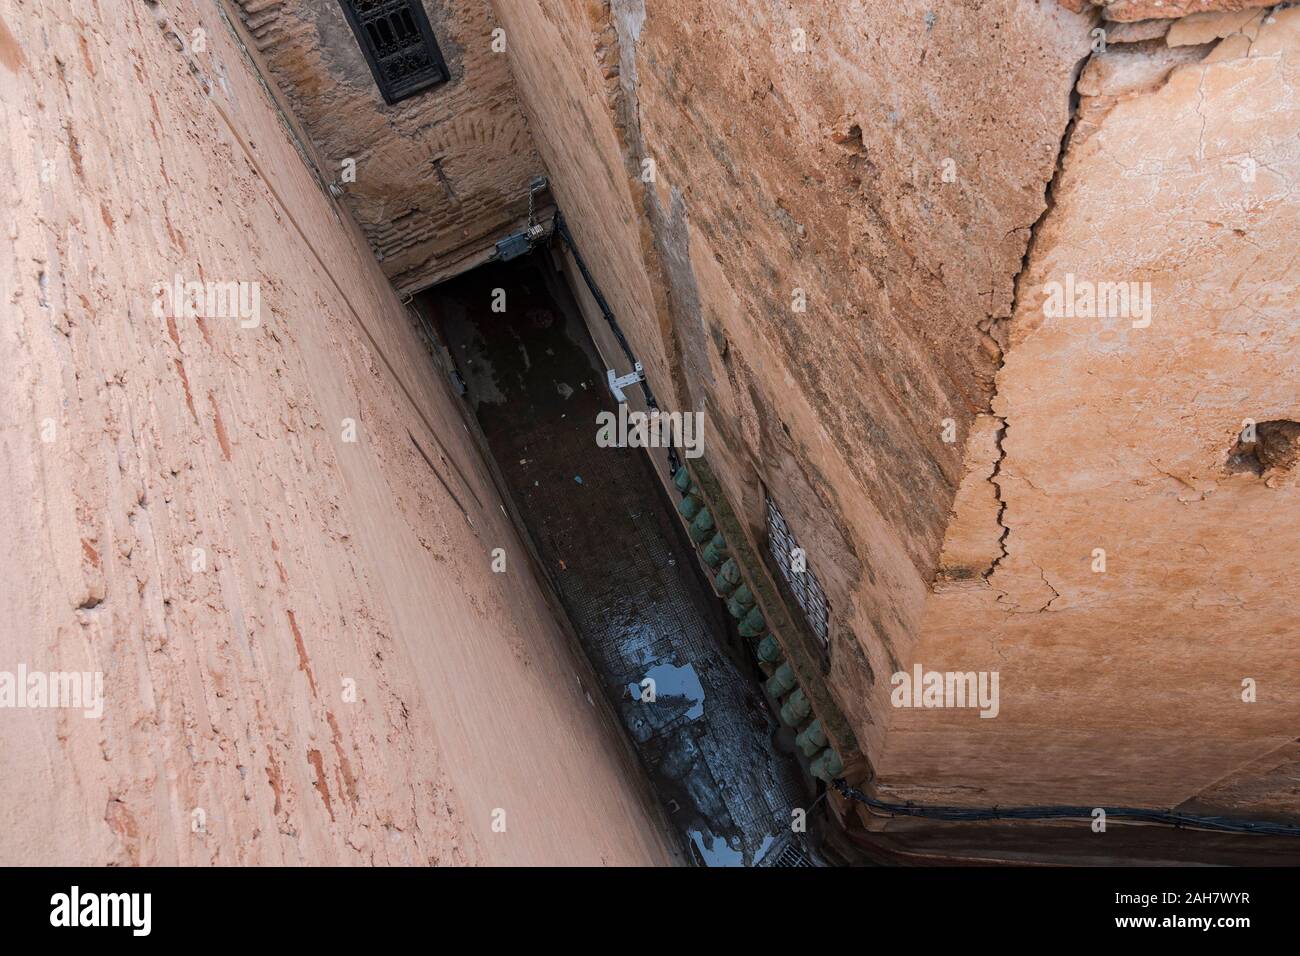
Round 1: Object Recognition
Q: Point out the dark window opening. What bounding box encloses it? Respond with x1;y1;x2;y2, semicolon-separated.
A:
338;0;449;105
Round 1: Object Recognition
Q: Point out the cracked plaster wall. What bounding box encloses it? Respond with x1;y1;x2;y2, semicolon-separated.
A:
490;0;1097;769
880;5;1300;813
493;0;1298;819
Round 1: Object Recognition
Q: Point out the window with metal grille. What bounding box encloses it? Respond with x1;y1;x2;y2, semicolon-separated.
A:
766;495;830;651
338;0;449;104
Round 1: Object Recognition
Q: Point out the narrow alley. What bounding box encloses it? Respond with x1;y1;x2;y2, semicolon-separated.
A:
419;254;811;866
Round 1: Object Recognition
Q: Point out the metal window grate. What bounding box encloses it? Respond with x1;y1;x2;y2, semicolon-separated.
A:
338;0;449;104
766;495;830;651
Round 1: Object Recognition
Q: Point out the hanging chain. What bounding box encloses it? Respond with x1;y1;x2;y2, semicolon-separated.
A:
525;176;548;236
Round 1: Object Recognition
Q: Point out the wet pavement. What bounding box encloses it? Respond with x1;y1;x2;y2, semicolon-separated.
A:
421;252;809;866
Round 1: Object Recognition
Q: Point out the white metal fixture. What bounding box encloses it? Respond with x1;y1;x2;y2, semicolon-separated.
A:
606;362;644;403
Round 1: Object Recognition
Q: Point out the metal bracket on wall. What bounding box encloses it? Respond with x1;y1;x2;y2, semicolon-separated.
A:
607;362;645;403
494;175;552;261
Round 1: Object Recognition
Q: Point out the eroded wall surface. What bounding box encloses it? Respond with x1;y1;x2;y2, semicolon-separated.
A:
881;7;1300;812
495;0;1299;824
492;0;1094;768
231;0;545;293
0;0;673;865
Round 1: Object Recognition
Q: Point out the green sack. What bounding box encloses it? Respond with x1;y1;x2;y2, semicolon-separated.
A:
726;594;751;619
780;688;811;727
738;606;766;637
688;507;715;544
765;663;797;698
700;533;728;567
756;634;782;663
795;718;826;757
714;559;741;595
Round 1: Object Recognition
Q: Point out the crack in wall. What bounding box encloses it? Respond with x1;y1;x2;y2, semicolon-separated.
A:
974;6;1266;594
980;43;1097;588
981;415;1011;583
1035;564;1063;612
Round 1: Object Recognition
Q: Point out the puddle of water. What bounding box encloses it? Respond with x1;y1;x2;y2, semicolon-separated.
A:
689;828;745;868
628;662;705;721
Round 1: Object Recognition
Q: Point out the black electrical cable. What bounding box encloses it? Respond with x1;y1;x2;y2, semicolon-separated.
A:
552;214;656;406
832;778;1300;837
552;212;680;476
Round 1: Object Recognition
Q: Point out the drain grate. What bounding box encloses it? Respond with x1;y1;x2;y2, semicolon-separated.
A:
767;841;815;867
